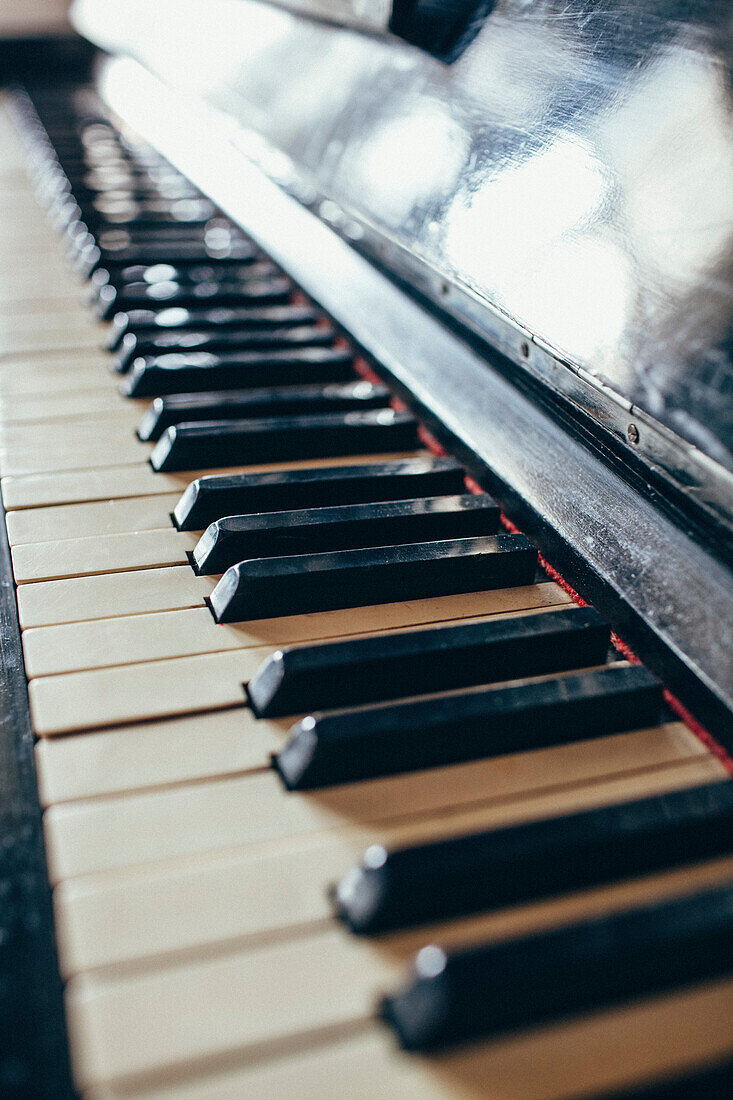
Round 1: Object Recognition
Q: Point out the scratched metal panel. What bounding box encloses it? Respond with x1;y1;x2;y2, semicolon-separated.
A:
74;0;733;482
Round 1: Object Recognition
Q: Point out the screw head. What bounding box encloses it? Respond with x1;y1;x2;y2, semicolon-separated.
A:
627;423;640;444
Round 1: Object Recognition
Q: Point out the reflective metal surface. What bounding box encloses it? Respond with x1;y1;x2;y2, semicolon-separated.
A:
75;0;733;496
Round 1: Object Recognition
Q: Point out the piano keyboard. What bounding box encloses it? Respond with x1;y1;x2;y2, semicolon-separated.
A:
1;82;732;1099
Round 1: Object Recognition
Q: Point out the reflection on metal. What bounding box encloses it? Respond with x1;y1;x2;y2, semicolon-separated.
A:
74;0;733;525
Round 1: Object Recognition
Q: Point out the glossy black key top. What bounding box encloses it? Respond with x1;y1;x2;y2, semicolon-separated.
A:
138;380;391;441
194;494;500;574
248;605;607;717
91;257;263;300
273;664;660;789
107;297;302;352
73;211;233;240
72;224;246;265
150;408;419;472
122;346;353;397
381;883;733;1050
75;237;258;277
87;197;217;223
97;269;280;318
117;319;334;374
113;294;300;368
334;777;733;934
210;533;536;623
115;318;331;369
72;202;219;232
173;457;467;531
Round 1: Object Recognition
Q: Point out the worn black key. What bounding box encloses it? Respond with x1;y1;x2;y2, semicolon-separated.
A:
69;203;219;234
150;408;419;473
122;345;353;398
115;321;330;376
113;292;299;368
116;319;332;372
107;296;301;353
273;664;660;789
74;237;258;277
91;257;263;301
71;224;245;266
334;777;733;934
66;207;224;244
75;182;201;206
85;197;217;224
249;605;607;718
96;267;279;317
210;533;536;623
194;494;500;574
138;380;391;442
173;457;467;531
110;303;314;351
381;883;733;1050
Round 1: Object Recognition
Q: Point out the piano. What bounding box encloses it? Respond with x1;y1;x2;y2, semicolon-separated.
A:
1;1;732;1096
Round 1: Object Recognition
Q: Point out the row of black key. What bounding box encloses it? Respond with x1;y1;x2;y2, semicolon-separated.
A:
30;90;733;1073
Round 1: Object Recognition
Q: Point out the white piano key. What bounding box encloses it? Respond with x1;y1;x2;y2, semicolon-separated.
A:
6;492;184;546
22;585;571;676
0;358;117;398
0;433;148;476
0;390;142;425
92;982;733;1100
65;859;733;1089
51;754;726;976
0;324;103;355
35;707;289;806
17;564;216;629
0;418;138;451
42;723;707;882
29;647;266;734
1;451;427;509
12;527;199;583
0;308;101;339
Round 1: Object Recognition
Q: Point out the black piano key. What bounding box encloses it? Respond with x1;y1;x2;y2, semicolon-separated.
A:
248;604;608;718
96;267;279;317
210;533;536;624
150;408;420;473
74;237;259;277
92;257;264;298
73;182;201;206
113;292;299;368
334;778;733;934
137;380;391;442
193;494;500;574
84;197;218;224
71;223;245;263
115;320;329;374
121;345;353;397
173;457;467;531
381;883;733;1050
69;205;219;234
68;208;229;237
273;664;661;789
112;310;317;365
107;300;310;353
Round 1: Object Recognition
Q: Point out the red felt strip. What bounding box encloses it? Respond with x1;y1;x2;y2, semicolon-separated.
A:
478;476;732;772
352;355;384;387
